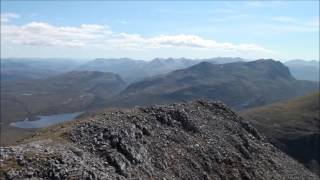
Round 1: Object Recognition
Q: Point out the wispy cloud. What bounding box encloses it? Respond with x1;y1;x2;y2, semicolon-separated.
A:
1;21;274;56
117;20;129;25
211;14;249;22
245;1;264;7
306;17;319;29
0;13;20;23
244;1;285;8
271;16;296;23
149;35;272;54
267;16;319;33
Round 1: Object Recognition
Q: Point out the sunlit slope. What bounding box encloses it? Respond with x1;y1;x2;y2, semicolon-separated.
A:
241;92;320;175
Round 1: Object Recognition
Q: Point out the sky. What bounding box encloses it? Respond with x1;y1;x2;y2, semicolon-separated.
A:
1;1;319;61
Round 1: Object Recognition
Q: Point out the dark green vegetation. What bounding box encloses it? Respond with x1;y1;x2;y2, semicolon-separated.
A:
0;100;318;179
1;71;126;145
107;59;318;110
284;60;319;81
241;92;320;175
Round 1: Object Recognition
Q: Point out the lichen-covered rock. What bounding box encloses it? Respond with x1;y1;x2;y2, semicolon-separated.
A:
1;100;318;179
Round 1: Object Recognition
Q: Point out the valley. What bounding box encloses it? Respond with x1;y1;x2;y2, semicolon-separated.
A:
0;70;126;145
0;57;319;178
1;1;319;179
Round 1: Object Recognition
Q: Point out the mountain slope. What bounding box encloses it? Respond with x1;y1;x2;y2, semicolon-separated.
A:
77;58;147;83
1;71;126;122
241;92;320;175
107;59;318;109
0;100;318;179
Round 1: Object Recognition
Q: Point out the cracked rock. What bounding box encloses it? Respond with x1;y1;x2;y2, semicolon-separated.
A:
0;100;318;179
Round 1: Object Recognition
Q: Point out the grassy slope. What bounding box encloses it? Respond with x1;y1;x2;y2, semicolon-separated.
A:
241;91;320;175
241;91;319;137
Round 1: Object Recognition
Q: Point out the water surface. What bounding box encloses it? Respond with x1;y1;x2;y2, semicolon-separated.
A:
10;112;83;129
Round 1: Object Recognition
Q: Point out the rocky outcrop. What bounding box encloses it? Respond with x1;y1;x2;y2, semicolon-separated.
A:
0;100;318;179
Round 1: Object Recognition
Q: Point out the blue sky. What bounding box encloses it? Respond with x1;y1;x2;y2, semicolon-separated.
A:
1;1;319;61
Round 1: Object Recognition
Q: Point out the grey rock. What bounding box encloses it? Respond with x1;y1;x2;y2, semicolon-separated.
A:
1;100;318;180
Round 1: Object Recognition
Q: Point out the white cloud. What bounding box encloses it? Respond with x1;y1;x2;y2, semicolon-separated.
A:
2;22;111;47
148;35;272;53
1;13;20;23
1;21;274;56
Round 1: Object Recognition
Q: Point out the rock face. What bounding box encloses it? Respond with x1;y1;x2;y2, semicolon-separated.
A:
0;100;318;179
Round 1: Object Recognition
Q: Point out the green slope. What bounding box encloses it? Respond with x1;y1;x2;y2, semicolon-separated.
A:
241;92;320;175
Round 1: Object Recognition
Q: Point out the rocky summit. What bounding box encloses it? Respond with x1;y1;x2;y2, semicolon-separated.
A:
0;100;318;179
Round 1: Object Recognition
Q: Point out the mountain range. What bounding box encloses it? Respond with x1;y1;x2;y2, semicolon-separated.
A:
2;58;318;83
106;59;318;110
1;57;319;179
1;58;85;81
1;58;318;148
78;57;246;83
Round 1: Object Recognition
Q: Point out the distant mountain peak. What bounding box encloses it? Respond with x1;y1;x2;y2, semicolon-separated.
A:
109;59;317;109
246;59;294;80
186;61;215;71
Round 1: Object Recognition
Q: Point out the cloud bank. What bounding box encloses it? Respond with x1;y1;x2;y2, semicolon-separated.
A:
1;12;276;59
2;21;273;54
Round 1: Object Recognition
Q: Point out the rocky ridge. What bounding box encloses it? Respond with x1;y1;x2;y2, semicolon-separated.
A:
0;100;318;179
